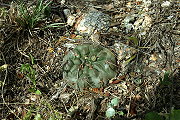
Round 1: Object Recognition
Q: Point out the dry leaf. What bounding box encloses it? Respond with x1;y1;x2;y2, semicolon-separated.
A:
136;1;142;5
17;73;24;79
126;2;132;8
118;75;126;80
176;59;180;62
134;94;142;101
47;47;54;53
57;48;62;54
109;75;126;84
110;79;123;84
149;54;157;61
67;15;76;26
91;32;100;43
129;101;137;115
91;88;104;94
21;107;27;119
104;92;110;97
29;94;40;102
104;4;114;10
60;36;68;41
70;34;77;39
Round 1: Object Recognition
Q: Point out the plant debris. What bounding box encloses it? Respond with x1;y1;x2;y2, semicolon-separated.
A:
0;0;179;119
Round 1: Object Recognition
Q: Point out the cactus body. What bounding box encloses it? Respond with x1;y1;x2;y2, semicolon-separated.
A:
63;44;117;90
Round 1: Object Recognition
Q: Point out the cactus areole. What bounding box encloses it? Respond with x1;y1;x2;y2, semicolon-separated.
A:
63;44;117;90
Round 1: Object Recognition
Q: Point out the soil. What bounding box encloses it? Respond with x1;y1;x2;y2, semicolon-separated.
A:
0;0;179;120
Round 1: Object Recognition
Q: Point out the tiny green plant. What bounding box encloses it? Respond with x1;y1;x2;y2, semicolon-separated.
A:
22;106;41;120
106;97;119;118
159;71;172;86
0;7;8;23
23;109;33;120
145;111;164;120
34;113;42;120
169;109;180;120
122;36;138;66
145;109;180;120
20;54;41;94
21;63;36;86
16;0;51;30
126;36;139;47
22;101;63;120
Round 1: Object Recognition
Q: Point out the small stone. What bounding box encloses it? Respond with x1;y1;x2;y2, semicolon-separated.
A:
161;1;171;7
63;9;71;17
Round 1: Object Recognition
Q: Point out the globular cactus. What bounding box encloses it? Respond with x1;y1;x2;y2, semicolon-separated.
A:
63;44;117;90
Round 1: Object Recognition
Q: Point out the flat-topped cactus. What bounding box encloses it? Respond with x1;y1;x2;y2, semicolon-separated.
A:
63;44;117;90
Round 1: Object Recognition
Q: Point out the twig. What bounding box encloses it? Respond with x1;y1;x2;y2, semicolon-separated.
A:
0;51;21;119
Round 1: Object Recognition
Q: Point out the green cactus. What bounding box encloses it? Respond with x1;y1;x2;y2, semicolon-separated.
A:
63;44;117;90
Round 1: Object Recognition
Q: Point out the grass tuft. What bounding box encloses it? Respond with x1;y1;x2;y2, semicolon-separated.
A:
16;0;51;30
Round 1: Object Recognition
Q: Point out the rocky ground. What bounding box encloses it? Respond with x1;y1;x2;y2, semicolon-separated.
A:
0;0;179;120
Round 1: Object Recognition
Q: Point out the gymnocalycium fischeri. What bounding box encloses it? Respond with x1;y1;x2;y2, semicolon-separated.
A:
63;44;117;90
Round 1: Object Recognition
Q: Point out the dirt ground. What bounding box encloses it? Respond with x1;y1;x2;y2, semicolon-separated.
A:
0;0;179;120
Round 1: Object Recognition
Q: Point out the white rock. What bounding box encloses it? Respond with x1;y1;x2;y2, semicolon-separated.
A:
63;9;71;17
161;1;171;7
143;0;152;7
167;15;173;20
67;15;76;26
